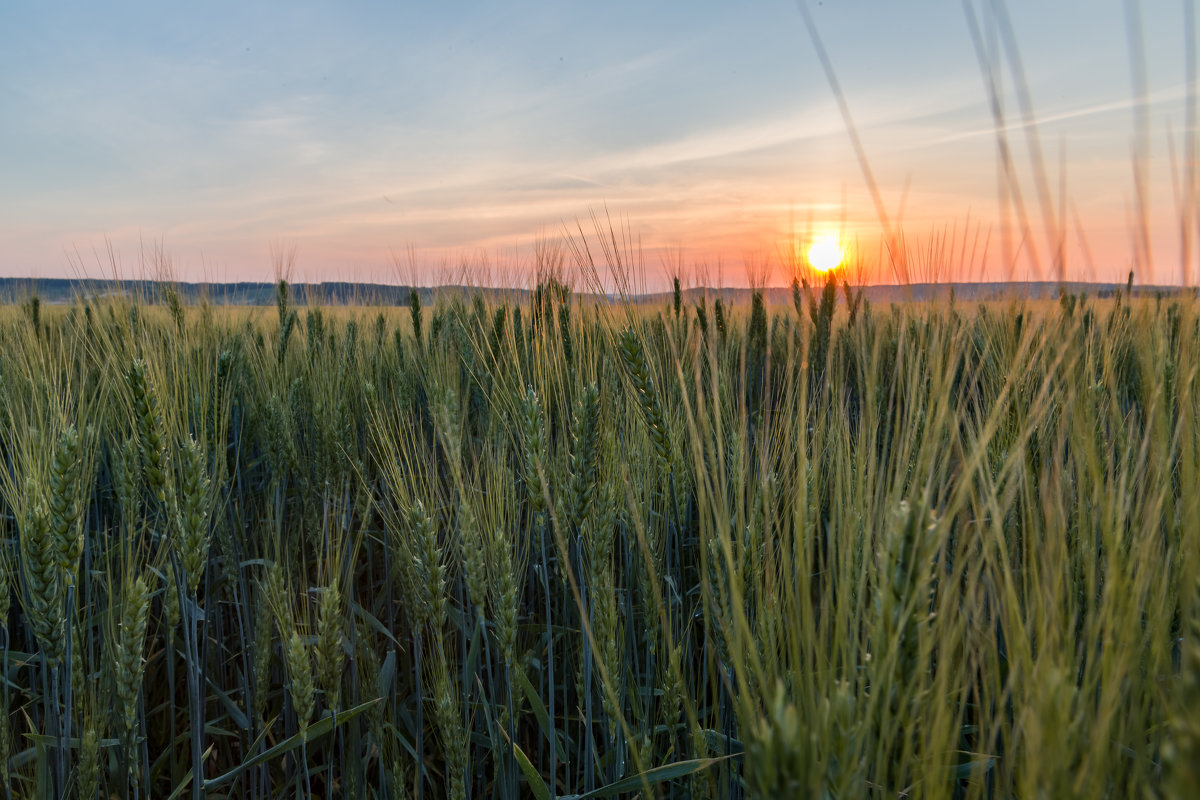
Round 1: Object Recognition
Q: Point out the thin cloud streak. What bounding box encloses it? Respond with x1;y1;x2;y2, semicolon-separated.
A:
928;82;1195;146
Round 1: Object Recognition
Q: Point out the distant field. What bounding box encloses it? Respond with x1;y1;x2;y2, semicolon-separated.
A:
2;275;1193;307
0;278;1197;798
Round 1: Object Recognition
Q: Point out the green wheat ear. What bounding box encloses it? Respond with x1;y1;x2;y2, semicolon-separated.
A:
315;579;345;711
431;650;468;800
567;384;600;532
285;628;315;740
78;722;101;799
48;425;84;585
744;682;815;796
110;574;151;787
618;327;672;467
21;494;63;666
251;578;275;727
489;523;520;662
114;437;141;531
278;308;298;365
457;496;489;613
409;288;423;347
520;387;548;515
127;359;169;502
409;499;447;633
176;435;210;594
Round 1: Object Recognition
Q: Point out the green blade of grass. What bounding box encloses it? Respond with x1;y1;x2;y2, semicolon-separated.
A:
560;755;732;799
509;737;552;800
201;697;381;790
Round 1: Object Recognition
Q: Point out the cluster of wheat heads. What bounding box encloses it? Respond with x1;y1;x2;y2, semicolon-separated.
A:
0;276;1197;798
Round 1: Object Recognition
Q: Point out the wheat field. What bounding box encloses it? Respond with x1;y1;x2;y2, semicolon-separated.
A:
0;271;1197;799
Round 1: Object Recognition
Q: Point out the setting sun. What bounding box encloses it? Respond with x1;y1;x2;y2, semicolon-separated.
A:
807;232;844;273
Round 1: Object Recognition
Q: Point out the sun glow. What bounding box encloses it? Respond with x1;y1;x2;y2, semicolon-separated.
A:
806;232;844;273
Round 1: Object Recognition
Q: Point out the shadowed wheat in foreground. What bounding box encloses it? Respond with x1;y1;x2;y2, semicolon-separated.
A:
0;275;1198;798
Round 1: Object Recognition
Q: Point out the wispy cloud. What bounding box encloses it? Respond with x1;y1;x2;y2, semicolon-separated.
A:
927;82;1194;146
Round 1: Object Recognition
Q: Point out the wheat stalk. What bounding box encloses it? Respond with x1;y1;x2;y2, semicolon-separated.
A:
110;574;150;789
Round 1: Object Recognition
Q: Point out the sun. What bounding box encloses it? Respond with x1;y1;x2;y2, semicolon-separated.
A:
806;232;844;273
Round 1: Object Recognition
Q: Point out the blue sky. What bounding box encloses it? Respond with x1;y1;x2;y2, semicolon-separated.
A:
1;1;1195;286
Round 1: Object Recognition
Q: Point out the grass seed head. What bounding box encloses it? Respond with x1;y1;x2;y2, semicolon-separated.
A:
127;359;169;502
520;388;548;515
568;384;601;532
20;495;63;666
48;425;84;584
111;574;151;776
176;435;211;594
315;580;345;711
286;628;315;739
618;328;672;467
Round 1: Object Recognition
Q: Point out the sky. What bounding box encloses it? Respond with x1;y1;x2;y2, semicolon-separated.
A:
1;1;1197;288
